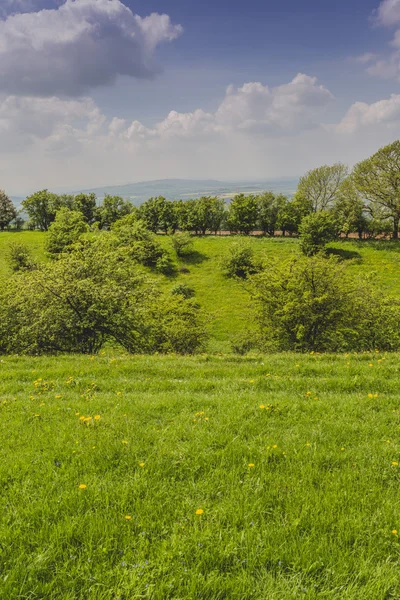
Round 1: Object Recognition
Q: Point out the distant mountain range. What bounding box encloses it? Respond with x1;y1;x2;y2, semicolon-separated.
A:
76;177;299;205
11;178;299;211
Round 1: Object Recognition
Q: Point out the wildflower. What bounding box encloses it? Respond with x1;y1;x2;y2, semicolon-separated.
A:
392;462;399;467
79;416;85;421
369;363;373;367
393;530;398;535
306;443;311;447
341;448;345;451
55;395;62;399
125;515;132;520
94;415;101;421
195;509;204;515
273;444;278;449
249;380;255;383
122;440;128;445
78;484;87;489
248;463;255;468
139;462;145;467
204;417;209;422
259;405;265;409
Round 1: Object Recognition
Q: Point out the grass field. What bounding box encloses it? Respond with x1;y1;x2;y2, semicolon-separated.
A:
1;352;400;599
2;232;400;352
2;233;400;598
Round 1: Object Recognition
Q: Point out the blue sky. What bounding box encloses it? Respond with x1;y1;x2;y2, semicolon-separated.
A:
1;0;400;193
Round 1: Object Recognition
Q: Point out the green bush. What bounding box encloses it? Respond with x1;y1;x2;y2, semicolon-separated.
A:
0;238;207;355
45;208;89;257
6;242;36;272
221;241;260;279
252;255;400;352
171;283;195;299
299;211;338;256
171;232;194;257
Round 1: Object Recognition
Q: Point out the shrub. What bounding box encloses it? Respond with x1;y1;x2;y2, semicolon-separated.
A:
112;216;175;271
221;241;260;279
231;333;255;355
252;255;400;353
299;211;338;256
171;232;194;257
0;237;207;355
6;242;36;272
171;283;195;299
45;208;89;256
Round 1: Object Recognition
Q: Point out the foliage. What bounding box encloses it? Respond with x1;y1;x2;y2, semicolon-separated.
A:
96;195;133;229
112;215;174;270
295;163;348;214
139;197;179;234
257;192;287;236
171;283;195;299
72;193;97;224
299;211;338;256
221;240;260;278
353;140;400;239
227;194;259;234
171;232;194;256
0;191;17;230
45;208;89;256
6;242;36;272
0;238;206;355
22;189;62;231
332;178;367;238
252;255;400;352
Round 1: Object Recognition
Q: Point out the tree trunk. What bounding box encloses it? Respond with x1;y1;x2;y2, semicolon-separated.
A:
394;217;399;239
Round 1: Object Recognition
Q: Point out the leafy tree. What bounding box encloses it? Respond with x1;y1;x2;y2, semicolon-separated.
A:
227;194;258;234
45;208;89;257
96;195;133;229
195;197;225;235
0;237;206;355
0;191;17;230
171;232;194;257
22;190;61;231
352;140;400;239
138;197;178;233
252;255;400;352
299;211;338;256
295;163;348;213
257;192;286;236
275;198;302;236
332;178;367;238
73;193;97;224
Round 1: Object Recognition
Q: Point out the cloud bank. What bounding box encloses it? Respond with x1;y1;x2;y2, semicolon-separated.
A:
0;0;183;97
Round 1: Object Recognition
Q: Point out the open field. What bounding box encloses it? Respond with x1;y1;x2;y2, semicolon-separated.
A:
1;352;400;599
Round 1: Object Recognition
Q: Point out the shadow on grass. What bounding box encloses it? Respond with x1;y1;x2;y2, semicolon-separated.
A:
360;239;400;253
326;247;362;261
180;251;210;265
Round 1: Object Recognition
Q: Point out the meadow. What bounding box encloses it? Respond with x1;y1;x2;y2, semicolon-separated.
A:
2;233;400;598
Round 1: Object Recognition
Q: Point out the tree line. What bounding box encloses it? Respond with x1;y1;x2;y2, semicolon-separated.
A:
1;140;400;239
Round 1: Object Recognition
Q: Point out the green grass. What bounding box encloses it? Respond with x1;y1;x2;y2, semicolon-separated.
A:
1;352;400;599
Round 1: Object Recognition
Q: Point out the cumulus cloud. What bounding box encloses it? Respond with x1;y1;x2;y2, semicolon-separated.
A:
0;0;183;97
359;0;400;79
374;0;400;26
336;94;400;133
115;73;334;142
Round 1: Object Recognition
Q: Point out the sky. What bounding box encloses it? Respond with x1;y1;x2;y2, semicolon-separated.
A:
1;0;400;194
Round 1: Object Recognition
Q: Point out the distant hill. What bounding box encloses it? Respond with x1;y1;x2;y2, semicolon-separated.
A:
75;178;299;205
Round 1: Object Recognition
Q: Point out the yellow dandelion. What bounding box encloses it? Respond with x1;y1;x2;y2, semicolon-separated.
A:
368;393;373;398
248;463;255;468
393;530;398;535
392;461;399;467
94;415;101;421
369;363;373;367
78;484;87;489
204;417;209;421
249;380;255;383
125;515;132;520
122;440;128;445
79;416;85;421
306;443;311;447
195;509;204;515
139;462;145;467
259;405;265;409
273;444;278;449
341;448;345;451
55;395;62;399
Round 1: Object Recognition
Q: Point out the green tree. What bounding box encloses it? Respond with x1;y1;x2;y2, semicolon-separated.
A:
299;211;338;256
45;208;89;257
252;255;400;352
6;242;36;272
221;241;260;279
275;198;302;236
22;190;61;231
295;163;348;214
96;195;133;229
73;193;97;224
0;237;206;355
0;191;17;230
227;194;258;234
257;192;287;236
332;178;367;238
352;140;400;239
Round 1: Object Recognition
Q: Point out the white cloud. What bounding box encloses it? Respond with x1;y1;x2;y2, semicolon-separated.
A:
336;94;400;133
374;0;400;26
115;73;334;142
0;0;183;97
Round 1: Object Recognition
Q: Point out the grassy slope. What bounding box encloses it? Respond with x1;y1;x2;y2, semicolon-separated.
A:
1;352;400;599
